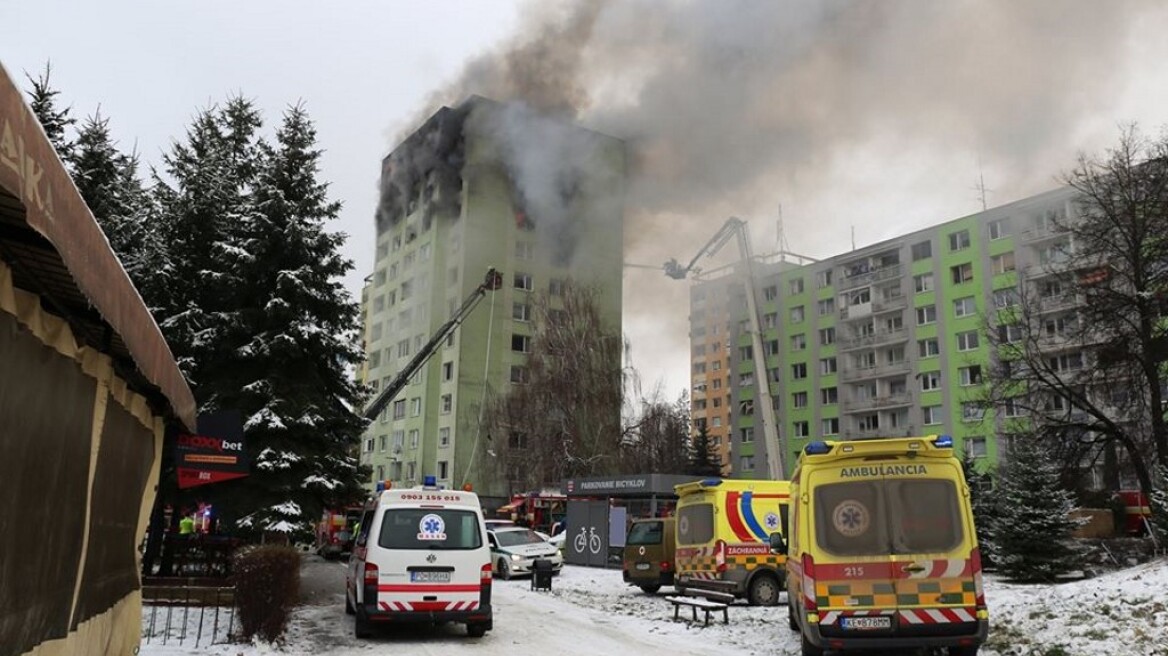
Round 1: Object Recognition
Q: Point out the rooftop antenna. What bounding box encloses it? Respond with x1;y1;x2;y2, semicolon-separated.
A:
851;226;856;251
974;156;991;211
776;204;791;263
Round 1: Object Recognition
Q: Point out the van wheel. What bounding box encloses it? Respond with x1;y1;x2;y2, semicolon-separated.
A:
801;630;823;656
639;584;661;594
498;558;513;581
344;592;355;615
467;622;488;638
354;609;373;639
787;603;798;631
748;573;781;606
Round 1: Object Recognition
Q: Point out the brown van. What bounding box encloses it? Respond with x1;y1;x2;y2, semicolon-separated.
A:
621;517;676;594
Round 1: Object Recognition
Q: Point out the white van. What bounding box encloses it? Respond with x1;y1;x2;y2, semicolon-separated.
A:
345;477;493;638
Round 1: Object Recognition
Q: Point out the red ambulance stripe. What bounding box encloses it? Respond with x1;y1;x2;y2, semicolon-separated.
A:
378;584;482;592
724;492;755;541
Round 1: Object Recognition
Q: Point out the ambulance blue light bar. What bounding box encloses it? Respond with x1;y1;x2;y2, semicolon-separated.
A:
699;478;723;487
423;475;437;487
804;441;833;455
934;435;954;448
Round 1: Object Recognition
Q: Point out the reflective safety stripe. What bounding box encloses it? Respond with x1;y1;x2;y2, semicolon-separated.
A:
899;607;977;624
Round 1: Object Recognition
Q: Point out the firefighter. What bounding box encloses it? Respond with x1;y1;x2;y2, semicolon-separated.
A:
179;511;196;536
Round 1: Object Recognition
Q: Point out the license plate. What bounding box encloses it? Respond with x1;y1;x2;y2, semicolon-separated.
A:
841;616;891;630
635;562;651;571
410;571;451;583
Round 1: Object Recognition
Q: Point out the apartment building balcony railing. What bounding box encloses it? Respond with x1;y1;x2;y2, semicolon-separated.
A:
1020;223;1065;243
839;263;903;292
840;328;909;352
842;425;916;440
872;295;908;313
841;359;912;381
841;392;913;413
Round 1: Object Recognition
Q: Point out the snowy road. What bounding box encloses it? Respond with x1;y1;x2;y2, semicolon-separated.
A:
141;556;1168;656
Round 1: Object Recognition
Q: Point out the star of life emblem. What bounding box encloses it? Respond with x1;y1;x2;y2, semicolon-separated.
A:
764;512;780;531
417;513;447;540
832;500;870;538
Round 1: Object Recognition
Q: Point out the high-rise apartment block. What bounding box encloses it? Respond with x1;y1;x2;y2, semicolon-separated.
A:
361;98;625;502
691;187;1078;477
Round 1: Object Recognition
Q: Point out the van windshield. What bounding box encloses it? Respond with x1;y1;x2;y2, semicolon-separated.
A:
627;521;663;546
378;508;483;550
814;479;963;556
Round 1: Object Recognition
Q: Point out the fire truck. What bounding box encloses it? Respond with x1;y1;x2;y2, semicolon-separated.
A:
497;491;567;534
315;506;363;559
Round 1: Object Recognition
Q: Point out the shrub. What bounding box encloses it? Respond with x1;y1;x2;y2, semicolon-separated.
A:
233;545;301;643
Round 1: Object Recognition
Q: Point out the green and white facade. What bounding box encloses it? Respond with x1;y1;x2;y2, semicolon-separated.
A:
361;98;625;502
692;187;1078;478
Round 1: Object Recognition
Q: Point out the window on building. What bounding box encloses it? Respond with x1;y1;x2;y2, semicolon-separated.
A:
951;263;974;284
740;427;754;443
442;361;454;382
949;229;971;251
515;241;534;260
549;278;565;296
821;417;840;436
763;285;778;301
397;339;411;358
392;430;404;449
792;362;808;380
998;323;1023;343
392;399;406;420
993;288;1018;309
410;397;422;417
793;421;810;437
911;240;933;261
789;278;805;295
766;339;780;356
817;298;836;315
409;429;419;448
820;357;838;375
886;346;905;364
817;269;833;288
510;365;529;384
513;303;531;322
439;427;451;447
857;413;880;431
790;306;805;323
738;373;754;386
792;391;808;408
438;460;449;480
918;338;940;358
959;365;983;386
791;334;807;351
991;252;1016;275
1003;398;1025;418
514;272;533;290
1049;352;1085;372
712;416;723;427
965;437;988;458
377;435;387;452
954;297;977;318
989;218;1010;240
913;272;934;293
916;305;937;325
740;456;755;471
440;394;452;414
957;330;980;351
821;387;838;405
511;334;532;353
920;371;941;391
819;327;835;346
923;405;942;425
962;402;985;421
739;345;754;361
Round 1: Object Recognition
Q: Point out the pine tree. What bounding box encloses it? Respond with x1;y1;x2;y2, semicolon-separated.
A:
69;111;161;289
1150;465;1168;545
962;458;1000;566
687;423;723;477
218;102;368;534
988;437;1083;582
24;63;75;161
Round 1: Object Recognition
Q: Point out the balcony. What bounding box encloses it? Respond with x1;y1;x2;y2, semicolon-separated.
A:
841;359;912;381
841;392;913;413
839;328;909;352
839;263;903;292
872;295;907;313
839;302;872;321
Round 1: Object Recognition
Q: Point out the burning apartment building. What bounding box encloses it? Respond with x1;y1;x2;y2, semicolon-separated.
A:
360;96;625;504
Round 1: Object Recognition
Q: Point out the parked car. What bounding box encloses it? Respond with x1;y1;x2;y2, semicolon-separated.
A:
622;517;676;594
487;526;563;580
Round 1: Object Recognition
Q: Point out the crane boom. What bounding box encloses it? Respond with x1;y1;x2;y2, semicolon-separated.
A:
668;217;786;478
363;268;502;421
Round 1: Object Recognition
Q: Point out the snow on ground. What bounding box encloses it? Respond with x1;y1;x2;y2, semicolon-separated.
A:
140;559;1168;656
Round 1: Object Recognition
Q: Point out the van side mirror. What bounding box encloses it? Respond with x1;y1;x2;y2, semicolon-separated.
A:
769;532;788;555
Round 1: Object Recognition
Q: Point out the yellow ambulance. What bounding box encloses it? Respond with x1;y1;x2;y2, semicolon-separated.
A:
772;436;988;656
673;478;790;605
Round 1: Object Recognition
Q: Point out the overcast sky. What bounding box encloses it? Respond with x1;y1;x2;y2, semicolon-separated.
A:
4;1;1168;400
